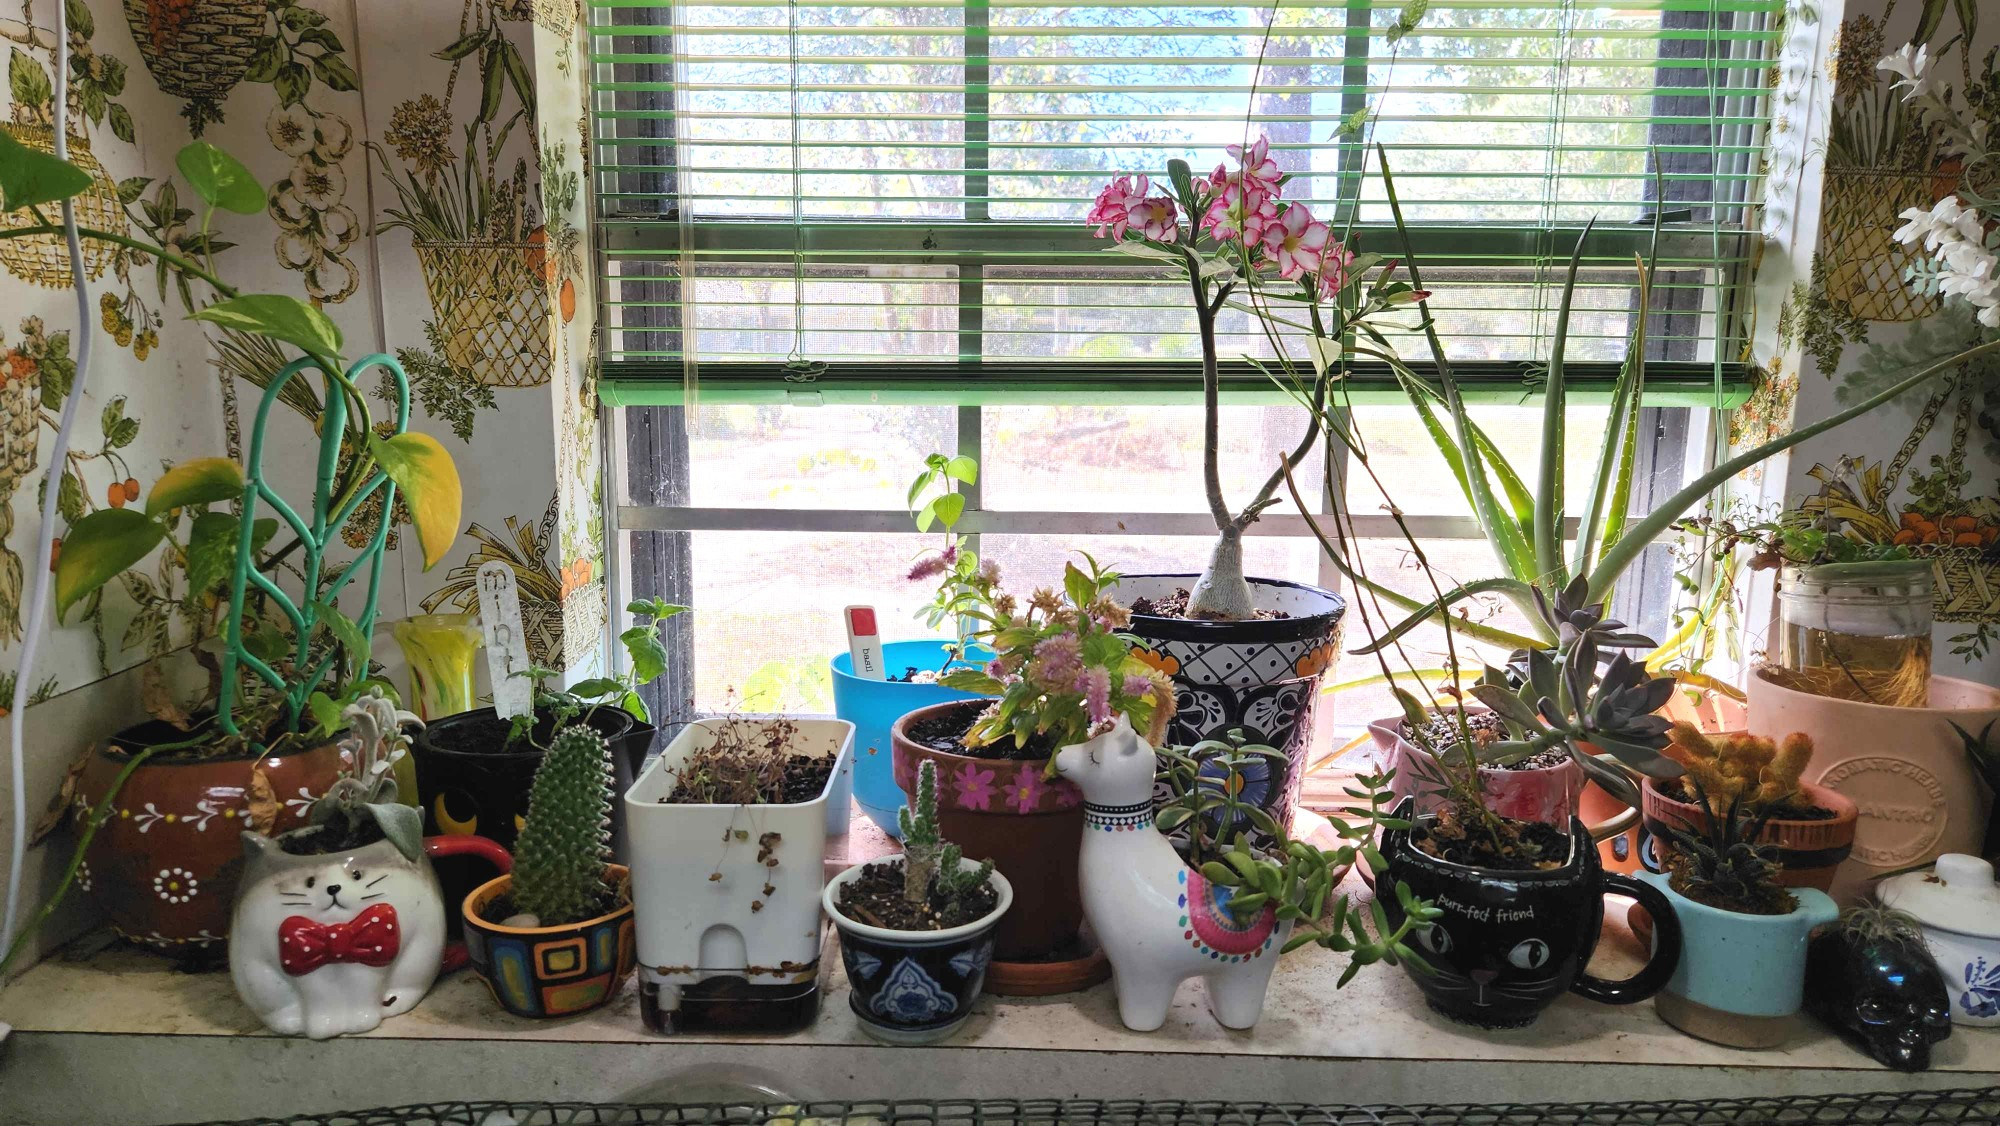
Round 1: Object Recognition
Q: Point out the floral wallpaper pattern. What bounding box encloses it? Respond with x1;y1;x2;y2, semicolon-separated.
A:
0;0;606;720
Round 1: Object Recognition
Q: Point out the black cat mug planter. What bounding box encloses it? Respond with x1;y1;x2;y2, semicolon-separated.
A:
1380;800;1683;1029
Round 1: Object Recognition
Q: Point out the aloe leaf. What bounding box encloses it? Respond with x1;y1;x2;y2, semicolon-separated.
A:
1577;240;1654;581
1465;418;1535;532
1536;223;1595;589
1584;335;2000;602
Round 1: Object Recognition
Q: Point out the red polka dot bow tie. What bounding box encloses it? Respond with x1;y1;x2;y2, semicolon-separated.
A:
279;904;402;975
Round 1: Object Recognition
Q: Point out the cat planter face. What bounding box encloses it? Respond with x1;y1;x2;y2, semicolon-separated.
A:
1380;800;1681;1029
229;830;508;1039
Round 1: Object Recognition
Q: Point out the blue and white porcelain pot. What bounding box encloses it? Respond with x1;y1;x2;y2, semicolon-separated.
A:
824;856;1013;1044
1117;574;1344;842
1635;870;1839;1048
1878;853;2000;1027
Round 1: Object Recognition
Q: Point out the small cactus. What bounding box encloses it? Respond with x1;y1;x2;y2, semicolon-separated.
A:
898;760;993;911
510;725;614;925
1668;723;1813;817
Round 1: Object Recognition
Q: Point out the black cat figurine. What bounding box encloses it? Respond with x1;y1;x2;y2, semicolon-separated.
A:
1805;906;1952;1072
1380;799;1682;1028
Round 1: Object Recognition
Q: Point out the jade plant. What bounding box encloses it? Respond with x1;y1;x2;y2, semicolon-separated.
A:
938;553;1174;766
897;759;994;912
1156;730;1438;981
509;724;617;926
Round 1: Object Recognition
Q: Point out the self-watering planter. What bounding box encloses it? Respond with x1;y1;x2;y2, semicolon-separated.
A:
1119;574;1344;843
624;716;854;1034
832;639;989;837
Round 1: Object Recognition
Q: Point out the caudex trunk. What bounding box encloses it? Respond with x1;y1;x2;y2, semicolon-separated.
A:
1186;526;1256;621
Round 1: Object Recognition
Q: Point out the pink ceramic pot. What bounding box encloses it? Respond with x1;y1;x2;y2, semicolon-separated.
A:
1367;712;1589;827
1748;668;2000;905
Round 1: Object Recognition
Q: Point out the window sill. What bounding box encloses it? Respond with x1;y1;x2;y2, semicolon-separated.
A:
3;838;1992;1123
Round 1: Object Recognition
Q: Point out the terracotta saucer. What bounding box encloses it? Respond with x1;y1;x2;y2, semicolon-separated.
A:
984;934;1113;997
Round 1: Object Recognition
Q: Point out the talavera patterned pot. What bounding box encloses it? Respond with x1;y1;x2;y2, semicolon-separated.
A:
825;856;1011;1045
1118;573;1345;842
73;721;345;956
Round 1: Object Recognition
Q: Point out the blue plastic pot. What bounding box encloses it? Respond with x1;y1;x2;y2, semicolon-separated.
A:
831;640;990;837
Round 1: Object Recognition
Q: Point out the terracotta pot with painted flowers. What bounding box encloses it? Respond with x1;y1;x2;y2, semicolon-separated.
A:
917;554;1178;994
70;720;346;959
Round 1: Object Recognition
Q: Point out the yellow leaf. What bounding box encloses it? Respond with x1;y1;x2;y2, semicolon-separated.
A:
146;457;244;517
367;432;463;570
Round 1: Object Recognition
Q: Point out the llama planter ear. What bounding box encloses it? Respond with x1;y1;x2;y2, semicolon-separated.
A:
1055;717;1288;1032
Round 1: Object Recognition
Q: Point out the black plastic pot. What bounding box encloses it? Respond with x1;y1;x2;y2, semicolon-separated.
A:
413;705;655;861
1379;799;1681;1029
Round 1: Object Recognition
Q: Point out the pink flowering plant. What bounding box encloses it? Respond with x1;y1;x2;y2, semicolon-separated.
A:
1085;137;1426;621
906;453;998;669
938;553;1175;773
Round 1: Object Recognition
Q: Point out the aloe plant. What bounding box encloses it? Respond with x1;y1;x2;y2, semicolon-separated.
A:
1295;151;2000;656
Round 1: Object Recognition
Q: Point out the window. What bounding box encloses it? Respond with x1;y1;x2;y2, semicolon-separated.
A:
592;0;1774;724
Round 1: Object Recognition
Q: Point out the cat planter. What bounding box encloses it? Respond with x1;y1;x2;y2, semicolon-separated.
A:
1054;717;1290;1032
824;855;1012;1044
1878;853;2000;1026
1379;799;1682;1029
231;829;509;1039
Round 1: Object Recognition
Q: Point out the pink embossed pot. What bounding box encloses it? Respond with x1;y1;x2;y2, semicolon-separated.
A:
1748;667;2000;905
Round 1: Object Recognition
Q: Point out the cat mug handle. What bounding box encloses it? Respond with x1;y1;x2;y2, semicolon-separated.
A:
1568;872;1681;1005
426;835;511;973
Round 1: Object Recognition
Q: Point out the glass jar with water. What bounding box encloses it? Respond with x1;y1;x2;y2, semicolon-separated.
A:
1774;560;1934;708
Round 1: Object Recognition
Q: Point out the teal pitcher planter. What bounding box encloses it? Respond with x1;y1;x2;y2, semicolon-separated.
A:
1636;870;1839;1048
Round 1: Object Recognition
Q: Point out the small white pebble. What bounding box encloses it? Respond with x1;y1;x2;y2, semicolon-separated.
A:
501;913;540;928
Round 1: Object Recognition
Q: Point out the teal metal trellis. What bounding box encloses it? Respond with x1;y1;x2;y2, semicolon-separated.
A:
217;354;411;746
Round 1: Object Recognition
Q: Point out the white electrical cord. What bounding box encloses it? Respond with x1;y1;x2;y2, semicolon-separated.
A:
3;0;93;954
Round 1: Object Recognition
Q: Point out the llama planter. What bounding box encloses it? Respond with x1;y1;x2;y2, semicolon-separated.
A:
1053;717;1288;1031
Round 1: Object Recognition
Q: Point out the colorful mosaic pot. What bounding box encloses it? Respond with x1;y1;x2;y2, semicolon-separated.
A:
461;864;636;1019
73;722;346;957
1118;573;1345;845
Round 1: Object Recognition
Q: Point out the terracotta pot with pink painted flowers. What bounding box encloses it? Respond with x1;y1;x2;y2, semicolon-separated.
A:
891;699;1085;964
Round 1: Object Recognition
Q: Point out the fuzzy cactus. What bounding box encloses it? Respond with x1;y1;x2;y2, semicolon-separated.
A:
898;759;992;910
510;724;614;926
1667;723;1813;817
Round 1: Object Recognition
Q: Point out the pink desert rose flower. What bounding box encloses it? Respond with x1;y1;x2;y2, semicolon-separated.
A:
1006;764;1047;813
1201;179;1278;246
953;761;998;811
1088;174;1151;239
1226;136;1282;193
1270;204;1330;281
1317;241;1357;299
1126;194;1180;242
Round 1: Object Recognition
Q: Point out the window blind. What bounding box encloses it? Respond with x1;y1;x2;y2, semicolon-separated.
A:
588;0;1780;405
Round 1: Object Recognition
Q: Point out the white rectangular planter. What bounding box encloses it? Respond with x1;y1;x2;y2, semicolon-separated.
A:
624;716;854;1010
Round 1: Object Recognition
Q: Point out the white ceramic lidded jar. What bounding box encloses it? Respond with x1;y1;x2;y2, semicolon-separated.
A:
1878;853;2000;1026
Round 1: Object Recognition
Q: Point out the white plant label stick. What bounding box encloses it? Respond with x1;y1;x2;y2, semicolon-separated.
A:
478;561;534;719
846;606;886;681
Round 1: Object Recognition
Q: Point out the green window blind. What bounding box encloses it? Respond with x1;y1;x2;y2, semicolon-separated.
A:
589;0;1780;406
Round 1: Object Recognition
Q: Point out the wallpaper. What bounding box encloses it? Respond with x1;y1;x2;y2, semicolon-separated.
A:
0;0;605;725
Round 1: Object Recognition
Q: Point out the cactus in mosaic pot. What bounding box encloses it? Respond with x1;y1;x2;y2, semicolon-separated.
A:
510;725;616;926
898;759;992;912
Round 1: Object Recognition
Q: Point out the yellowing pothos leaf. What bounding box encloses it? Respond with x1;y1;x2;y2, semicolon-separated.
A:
55;508;165;621
174;141;264;215
191;294;343;363
366;431;461;569
146;457;243;517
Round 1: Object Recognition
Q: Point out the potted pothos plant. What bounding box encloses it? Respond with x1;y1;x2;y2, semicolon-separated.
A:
832;454;994;837
824;759;1011;1044
413;598;684;859
910;553;1173;992
1;135;463;966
